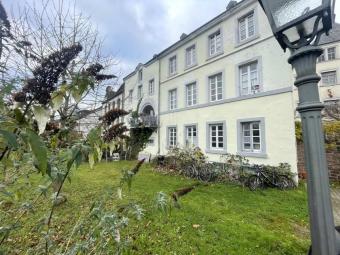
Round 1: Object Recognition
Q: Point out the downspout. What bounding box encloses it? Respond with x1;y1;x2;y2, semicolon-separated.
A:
157;57;161;155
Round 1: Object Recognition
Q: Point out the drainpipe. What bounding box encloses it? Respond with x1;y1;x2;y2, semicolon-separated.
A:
157;57;161;155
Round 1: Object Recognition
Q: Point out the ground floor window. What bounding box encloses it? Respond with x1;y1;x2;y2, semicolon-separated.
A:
168;127;177;148
241;121;261;152
209;123;224;150
185;125;197;147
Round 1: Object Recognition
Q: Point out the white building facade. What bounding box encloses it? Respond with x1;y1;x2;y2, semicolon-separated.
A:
120;0;340;174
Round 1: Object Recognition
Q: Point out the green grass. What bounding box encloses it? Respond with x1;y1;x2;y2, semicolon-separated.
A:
2;161;310;254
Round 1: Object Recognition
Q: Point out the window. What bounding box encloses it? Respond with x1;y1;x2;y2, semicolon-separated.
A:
108;103;111;111
239;61;260;95
209;73;223;102
169;56;177;76
321;71;337;86
104;106;107;114
128;89;133;103
117;99;121;109
209;123;224;150
209;30;222;56
327;47;336;60
168;127;177;148
148;79;154;96
138;70;143;82
318;47;336;62
148;139;154;146
112;101;115;109
241;122;261;152
185;125;197;147
239;12;255;42
186;82;197;106
137;85;143;99
168;89;177;110
186;45;196;67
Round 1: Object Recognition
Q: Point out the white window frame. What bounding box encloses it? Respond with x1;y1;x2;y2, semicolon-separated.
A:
209;73;223;102
167;126;177;148
241;122;261;152
185;45;196;68
168;89;177;110
206;121;226;153
185;124;198;147
169;56;177;76
138;69;143;82
208;29;222;57
321;71;337;86
238;11;255;42
237;118;266;158
239;61;260;96
186;82;197;107
148;79;154;96
137;85;143;99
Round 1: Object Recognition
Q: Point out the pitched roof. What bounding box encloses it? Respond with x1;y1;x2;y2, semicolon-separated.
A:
103;84;124;103
319;22;340;45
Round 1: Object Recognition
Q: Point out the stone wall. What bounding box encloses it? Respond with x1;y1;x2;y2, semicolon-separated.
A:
297;142;340;181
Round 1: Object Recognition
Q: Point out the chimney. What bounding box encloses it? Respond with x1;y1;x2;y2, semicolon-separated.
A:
226;0;237;11
180;33;187;40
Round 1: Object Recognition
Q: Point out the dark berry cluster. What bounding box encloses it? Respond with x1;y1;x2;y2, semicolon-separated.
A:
22;44;83;105
102;109;128;125
85;63;116;81
103;123;128;142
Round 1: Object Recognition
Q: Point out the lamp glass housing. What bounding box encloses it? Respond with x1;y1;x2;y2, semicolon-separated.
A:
259;0;333;49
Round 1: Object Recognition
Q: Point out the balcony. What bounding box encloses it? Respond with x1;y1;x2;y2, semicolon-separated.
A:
130;115;158;128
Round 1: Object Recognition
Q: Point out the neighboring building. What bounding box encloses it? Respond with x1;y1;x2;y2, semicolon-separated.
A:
293;23;340;118
76;107;102;137
122;0;299;174
102;84;125;123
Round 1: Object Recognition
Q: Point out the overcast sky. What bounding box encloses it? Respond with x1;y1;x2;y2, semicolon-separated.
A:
3;0;340;81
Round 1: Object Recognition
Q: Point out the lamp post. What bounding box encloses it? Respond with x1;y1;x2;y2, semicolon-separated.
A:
258;0;340;254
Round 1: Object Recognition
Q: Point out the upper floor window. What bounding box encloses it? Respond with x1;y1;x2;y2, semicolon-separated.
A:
148;79;154;96
185;125;198;147
186;82;197;106
209;30;222;56
209;73;223;102
112;101;115;109
186;45;196;67
108;103;111;111
168;89;177;110
321;71;337;86
137;85;143;99
238;12;255;42
129;89;133;103
318;47;336;62
169;56;177;76
138;70;143;82
239;61;260;96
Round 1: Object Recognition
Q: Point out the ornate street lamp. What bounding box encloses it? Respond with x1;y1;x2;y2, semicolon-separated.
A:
258;0;339;254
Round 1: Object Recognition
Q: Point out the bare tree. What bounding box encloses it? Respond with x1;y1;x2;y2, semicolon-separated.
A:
7;0;118;126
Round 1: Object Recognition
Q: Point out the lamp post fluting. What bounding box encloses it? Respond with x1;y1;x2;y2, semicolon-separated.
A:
288;45;339;255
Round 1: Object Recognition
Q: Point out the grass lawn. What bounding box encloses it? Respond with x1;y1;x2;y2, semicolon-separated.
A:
2;161;310;254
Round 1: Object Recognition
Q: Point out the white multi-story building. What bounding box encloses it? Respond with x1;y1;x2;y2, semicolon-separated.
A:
117;0;340;174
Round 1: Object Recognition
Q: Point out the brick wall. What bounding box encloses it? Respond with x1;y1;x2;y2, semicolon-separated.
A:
297;142;340;181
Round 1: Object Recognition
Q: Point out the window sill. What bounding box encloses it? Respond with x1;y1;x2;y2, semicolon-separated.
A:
235;34;259;48
184;63;198;71
206;51;224;61
237;151;267;158
168;73;177;78
205;149;227;155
